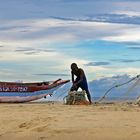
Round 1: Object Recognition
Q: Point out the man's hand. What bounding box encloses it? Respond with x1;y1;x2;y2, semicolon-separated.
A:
73;83;77;88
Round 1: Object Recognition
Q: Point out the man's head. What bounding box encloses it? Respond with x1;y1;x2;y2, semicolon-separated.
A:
71;63;78;70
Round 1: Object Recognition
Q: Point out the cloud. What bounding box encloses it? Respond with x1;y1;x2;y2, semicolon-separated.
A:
15;48;36;52
119;41;140;46
0;47;91;81
0;18;133;47
111;59;140;63
34;73;70;77
114;10;140;17
0;18;140;48
116;68;140;75
0;68;27;82
52;12;140;25
0;19;80;46
128;47;140;50
0;25;30;31
1;0;140;22
102;27;140;42
0;0;105;20
84;61;110;66
15;47;55;55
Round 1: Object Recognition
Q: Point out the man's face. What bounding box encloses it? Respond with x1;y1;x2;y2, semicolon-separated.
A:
71;65;78;71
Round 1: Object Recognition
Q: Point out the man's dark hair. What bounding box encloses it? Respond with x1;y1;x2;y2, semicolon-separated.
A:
71;63;78;69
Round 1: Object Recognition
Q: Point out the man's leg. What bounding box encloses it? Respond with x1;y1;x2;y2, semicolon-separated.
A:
85;89;92;104
80;82;92;104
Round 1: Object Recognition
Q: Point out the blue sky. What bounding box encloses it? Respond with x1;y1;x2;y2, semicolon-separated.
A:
0;0;140;82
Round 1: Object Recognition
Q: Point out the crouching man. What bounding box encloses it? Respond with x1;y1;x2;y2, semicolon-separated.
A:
70;63;92;104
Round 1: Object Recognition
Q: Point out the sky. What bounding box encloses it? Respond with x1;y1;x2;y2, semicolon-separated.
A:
0;0;140;83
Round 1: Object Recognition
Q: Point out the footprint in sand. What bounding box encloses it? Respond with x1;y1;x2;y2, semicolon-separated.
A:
19;121;33;129
39;136;47;140
18;119;41;129
32;125;48;132
19;121;49;132
18;116;53;129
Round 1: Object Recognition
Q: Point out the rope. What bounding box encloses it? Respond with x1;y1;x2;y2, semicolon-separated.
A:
123;78;140;96
98;74;140;102
136;95;140;101
43;83;70;100
55;88;70;100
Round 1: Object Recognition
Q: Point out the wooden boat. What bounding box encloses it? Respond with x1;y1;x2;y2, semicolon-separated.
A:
0;79;70;103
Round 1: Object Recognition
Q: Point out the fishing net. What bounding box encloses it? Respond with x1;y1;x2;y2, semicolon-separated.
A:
63;90;90;105
98;75;140;103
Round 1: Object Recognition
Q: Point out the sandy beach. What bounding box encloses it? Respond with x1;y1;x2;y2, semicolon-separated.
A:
0;102;140;140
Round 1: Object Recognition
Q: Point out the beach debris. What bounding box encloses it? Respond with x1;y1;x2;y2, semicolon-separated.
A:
63;90;90;105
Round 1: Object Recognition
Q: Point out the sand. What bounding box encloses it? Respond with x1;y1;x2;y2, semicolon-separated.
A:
0;102;140;140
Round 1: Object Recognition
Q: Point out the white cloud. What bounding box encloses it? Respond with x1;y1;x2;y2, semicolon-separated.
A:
116;68;140;76
1;18;140;48
114;10;140;17
103;26;140;42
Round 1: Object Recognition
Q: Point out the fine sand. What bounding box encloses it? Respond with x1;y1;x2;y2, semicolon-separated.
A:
0;102;140;140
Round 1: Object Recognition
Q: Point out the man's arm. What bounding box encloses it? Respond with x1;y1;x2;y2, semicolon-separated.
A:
71;71;74;83
75;69;84;85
